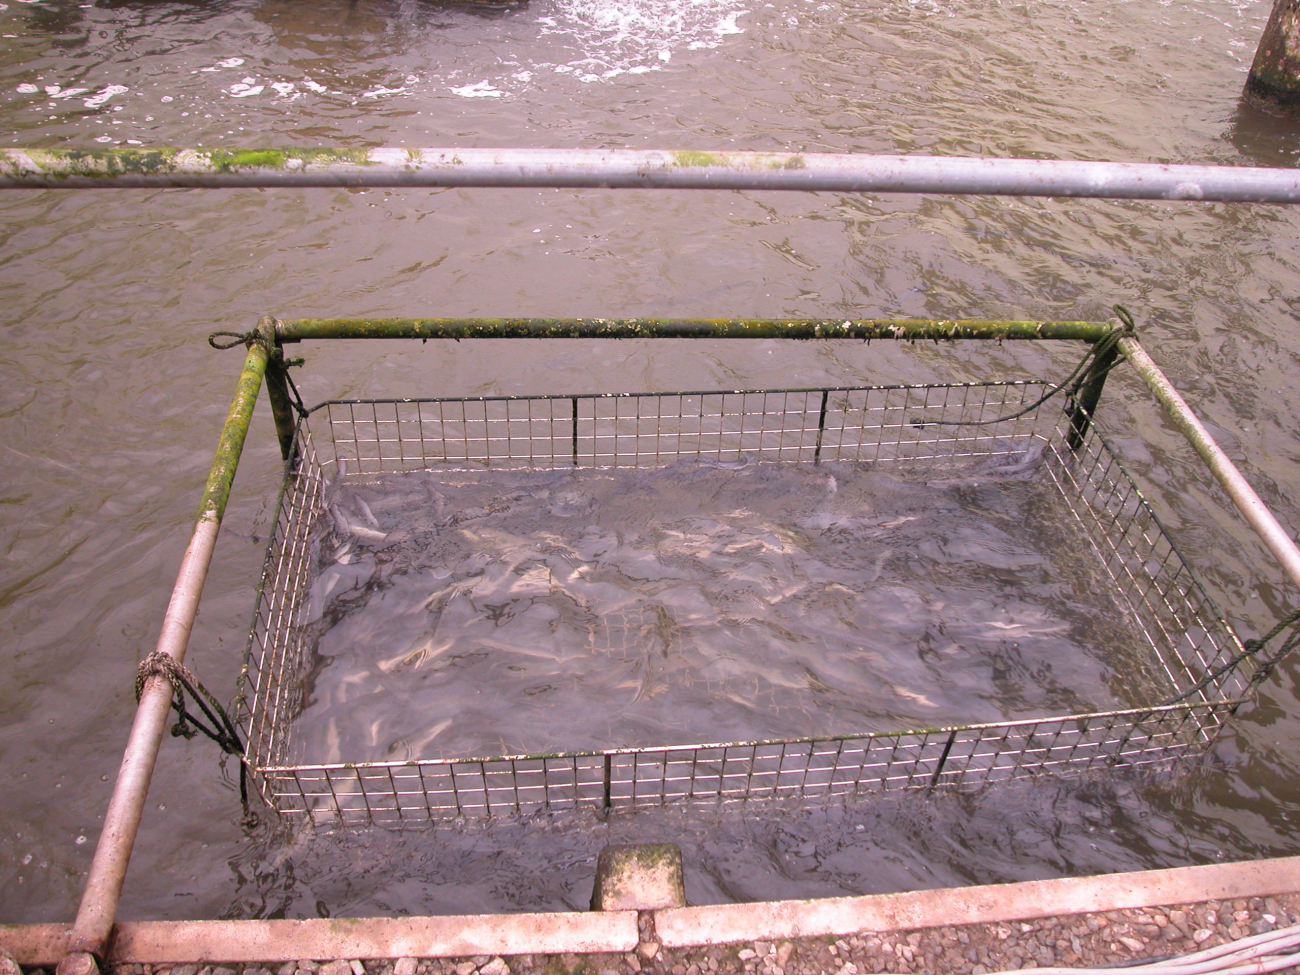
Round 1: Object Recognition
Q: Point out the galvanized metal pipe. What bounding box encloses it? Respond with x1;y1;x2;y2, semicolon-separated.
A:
1120;337;1300;593
57;340;269;975
3;148;1300;202
275;316;1115;343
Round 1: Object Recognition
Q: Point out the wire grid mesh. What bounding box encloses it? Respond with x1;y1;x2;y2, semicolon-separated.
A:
240;421;328;774
238;380;1248;827
318;382;1058;475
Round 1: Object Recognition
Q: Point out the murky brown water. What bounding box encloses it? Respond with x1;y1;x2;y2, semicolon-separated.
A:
4;0;1300;926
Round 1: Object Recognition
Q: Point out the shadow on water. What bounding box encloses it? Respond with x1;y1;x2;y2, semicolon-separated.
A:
1225;99;1300;167
16;0;231;36
17;0;525;43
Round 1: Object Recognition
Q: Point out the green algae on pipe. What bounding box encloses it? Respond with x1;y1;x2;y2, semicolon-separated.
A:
4;147;1300;203
276;317;1116;343
197;338;268;521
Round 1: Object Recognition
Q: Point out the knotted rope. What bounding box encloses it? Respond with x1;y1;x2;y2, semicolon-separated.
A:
136;651;249;811
207;330;255;350
1162;605;1300;707
209;328;310;418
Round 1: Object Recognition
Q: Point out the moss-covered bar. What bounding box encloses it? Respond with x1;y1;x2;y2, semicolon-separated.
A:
62;338;268;975
276;317;1116;343
4;147;1300;202
198;338;269;521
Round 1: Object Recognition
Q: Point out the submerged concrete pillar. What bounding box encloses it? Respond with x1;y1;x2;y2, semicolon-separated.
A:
1245;0;1300;116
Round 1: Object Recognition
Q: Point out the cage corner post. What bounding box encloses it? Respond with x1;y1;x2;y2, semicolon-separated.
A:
1065;325;1122;452
55;336;271;975
260;315;300;462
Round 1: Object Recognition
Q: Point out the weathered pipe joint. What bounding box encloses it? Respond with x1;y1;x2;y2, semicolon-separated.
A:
1245;0;1300;116
55;950;99;975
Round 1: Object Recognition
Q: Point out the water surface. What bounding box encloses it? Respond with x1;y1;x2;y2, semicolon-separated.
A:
295;456;1155;765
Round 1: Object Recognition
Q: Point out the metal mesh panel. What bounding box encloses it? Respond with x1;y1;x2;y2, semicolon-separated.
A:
317;383;1056;475
238;380;1249;827
240;423;328;772
252;702;1236;828
1042;418;1250;702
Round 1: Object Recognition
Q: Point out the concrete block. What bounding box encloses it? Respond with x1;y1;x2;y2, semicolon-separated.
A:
590;844;686;912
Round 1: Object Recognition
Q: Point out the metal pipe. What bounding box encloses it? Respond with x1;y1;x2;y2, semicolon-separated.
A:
2;148;1300;203
263;357;298;462
57;340;269;975
257;314;300;463
275;317;1115;343
1120;336;1300;593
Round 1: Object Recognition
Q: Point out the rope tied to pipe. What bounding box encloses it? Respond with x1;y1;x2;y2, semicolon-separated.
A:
208;330;255;350
910;305;1136;428
277;349;310;419
208;327;310;419
1161;604;1300;706
136;650;250;813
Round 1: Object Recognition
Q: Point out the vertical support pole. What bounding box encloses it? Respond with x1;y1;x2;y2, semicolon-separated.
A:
57;339;270;975
603;753;613;810
929;730;958;789
258;317;299;462
813;389;829;464
1065;339;1119;452
571;396;579;467
1245;0;1300;116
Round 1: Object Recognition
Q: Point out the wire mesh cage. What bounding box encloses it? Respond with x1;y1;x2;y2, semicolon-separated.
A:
238;374;1254;828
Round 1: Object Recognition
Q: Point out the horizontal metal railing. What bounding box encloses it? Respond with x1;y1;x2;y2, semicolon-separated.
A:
1;148;1299;203
273;317;1115;342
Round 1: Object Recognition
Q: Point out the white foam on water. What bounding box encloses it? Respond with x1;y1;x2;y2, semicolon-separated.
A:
199;57;245;72
715;10;745;33
450;80;506;97
7;0;747;123
534;0;749;78
82;85;126;108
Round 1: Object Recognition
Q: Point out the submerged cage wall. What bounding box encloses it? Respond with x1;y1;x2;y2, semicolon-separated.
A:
238;365;1254;828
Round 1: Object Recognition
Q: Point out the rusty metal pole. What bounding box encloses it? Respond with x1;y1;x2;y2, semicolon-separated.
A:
55;338;269;975
1245;0;1300;116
